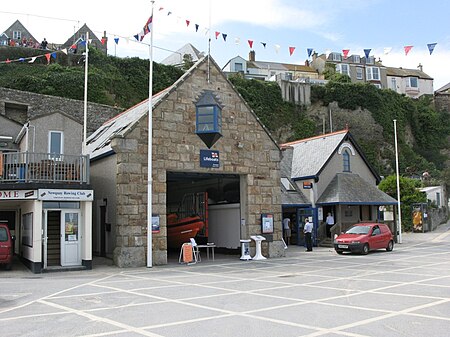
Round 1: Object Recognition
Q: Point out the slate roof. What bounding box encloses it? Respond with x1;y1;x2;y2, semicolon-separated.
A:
436;82;450;93
316;173;397;205
386;67;433;80
281;130;348;179
248;60;317;73
281;148;310;206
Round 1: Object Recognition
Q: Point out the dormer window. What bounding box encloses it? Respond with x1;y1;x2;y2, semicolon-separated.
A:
195;90;223;148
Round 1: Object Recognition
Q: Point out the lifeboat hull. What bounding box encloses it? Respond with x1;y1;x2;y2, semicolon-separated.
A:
167;215;205;249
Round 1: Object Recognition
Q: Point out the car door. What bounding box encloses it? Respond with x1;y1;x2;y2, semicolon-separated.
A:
370;225;384;249
0;226;10;261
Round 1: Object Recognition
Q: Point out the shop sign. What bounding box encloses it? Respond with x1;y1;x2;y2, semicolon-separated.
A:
38;189;94;201
200;149;220;168
0;190;37;200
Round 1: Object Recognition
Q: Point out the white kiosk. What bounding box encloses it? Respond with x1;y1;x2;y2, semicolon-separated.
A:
250;235;266;260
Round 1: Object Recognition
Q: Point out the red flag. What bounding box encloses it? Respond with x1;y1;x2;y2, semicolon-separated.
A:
70;44;77;50
186;20;190;27
289;46;295;56
143;16;153;36
45;53;51;64
404;45;413;56
342;49;350;59
101;37;106;45
215;31;220;39
5;58;11;64
248;40;253;48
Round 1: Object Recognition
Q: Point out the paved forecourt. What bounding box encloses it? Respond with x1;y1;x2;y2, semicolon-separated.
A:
1;223;450;337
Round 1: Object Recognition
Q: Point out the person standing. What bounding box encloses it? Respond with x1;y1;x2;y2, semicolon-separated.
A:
283;217;291;245
304;218;313;252
326;212;335;238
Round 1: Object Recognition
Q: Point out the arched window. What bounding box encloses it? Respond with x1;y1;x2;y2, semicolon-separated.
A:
343;149;350;172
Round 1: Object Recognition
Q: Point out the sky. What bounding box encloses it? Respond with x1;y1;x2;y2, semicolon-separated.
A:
1;0;450;90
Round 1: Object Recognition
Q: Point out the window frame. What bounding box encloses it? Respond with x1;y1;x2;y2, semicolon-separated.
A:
48;130;64;158
356;67;363;80
407;77;419;88
196;105;222;134
343;149;351;172
13;31;22;40
366;67;380;81
336;64;350;76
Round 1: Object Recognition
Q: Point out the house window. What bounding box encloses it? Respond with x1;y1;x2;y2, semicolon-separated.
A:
366;67;380;80
356;67;363;80
373;83;382;89
13;31;22;40
49;131;64;158
391;78;397;90
234;62;243;72
331;53;341;61
343;150;350;172
336;64;350;76
436;192;441;207
407;77;418;88
366;56;375;64
353;55;360;63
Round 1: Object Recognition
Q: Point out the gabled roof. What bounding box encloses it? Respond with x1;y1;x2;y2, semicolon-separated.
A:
160;43;204;66
248;60;317;73
316;173;397;205
436;82;450;93
281;147;310;206
87;55;280;160
1;20;38;42
281;130;380;182
386;67;433;80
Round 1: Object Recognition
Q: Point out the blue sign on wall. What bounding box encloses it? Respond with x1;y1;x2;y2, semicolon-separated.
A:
200;149;220;168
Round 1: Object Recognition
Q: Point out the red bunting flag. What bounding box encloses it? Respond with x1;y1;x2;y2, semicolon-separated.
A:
186;20;190;27
404;45;413;56
70;44;77;50
342;49;350;59
6;58;10;63
101;38;106;45
45;53;51;64
215;31;220;39
248;40;253;48
289;46;295;56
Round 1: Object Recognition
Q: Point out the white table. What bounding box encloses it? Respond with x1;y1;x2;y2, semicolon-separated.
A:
196;243;216;261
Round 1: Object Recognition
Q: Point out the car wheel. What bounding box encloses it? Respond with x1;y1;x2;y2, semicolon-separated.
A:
362;243;369;255
335;250;343;255
386;240;394;252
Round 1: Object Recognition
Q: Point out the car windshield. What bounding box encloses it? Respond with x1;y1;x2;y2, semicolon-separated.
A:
345;226;371;235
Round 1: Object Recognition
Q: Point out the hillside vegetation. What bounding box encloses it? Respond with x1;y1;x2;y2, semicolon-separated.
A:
1;47;449;185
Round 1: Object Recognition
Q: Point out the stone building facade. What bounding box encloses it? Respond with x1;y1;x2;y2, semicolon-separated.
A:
88;56;284;267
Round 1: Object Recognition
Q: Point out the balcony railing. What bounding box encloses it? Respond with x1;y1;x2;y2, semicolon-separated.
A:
0;152;89;184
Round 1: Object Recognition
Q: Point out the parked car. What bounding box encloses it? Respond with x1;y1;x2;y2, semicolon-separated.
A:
0;223;14;270
334;223;394;255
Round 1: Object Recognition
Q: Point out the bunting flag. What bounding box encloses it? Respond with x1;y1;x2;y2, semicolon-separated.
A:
215;31;220;39
71;43;77;49
307;48;313;57
140;15;153;41
261;42;266;48
28;57;36;64
19;57;25;62
51;52;57;59
80;40;87;46
289;46;295;56
248;40;253;48
167;11;172;16
61;48;68;55
383;47;392;55
6;59;10;63
404;45;413;56
342;49;350;59
274;44;280;54
222;33;227;42
186;20;190;27
195;24;199;32
427;43;437;55
45;53;51;64
133;34;139;41
101;38;106;45
364;49;371;58
159;7;164;11
114;37;119;45
235;37;240;45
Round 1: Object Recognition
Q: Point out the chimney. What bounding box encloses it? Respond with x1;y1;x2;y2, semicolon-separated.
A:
249;50;255;62
312;52;318;61
417;63;423;72
305;60;310;67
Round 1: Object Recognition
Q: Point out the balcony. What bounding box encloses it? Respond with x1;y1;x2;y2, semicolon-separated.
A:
0;152;89;184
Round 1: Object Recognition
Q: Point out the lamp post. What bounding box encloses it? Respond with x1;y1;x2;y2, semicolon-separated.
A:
393;119;402;244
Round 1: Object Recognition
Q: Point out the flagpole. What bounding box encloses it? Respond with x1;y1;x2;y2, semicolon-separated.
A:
394;119;403;244
83;31;89;155
147;1;154;268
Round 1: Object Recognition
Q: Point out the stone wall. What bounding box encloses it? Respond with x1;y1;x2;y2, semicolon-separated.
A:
435;93;450;113
111;58;283;267
0;87;122;134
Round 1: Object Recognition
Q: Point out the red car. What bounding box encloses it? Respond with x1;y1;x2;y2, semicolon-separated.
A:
334;223;394;255
0;223;14;270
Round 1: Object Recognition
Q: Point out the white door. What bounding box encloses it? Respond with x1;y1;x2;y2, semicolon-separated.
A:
42;210;48;269
61;211;81;266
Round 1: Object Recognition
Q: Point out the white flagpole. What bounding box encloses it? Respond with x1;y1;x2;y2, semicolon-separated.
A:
83;31;89;155
147;1;154;268
393;119;402;244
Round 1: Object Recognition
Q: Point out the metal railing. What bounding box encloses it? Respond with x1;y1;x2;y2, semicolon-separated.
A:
0;152;89;184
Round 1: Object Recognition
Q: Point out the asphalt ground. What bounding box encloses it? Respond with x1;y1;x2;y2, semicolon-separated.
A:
1;222;450;337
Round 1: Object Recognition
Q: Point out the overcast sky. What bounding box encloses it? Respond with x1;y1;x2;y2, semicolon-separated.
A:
1;0;449;89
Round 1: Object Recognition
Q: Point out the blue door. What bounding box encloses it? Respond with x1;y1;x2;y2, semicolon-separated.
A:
296;208;315;247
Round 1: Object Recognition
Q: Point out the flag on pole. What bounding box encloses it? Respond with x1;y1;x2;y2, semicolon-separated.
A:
137;15;153;41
